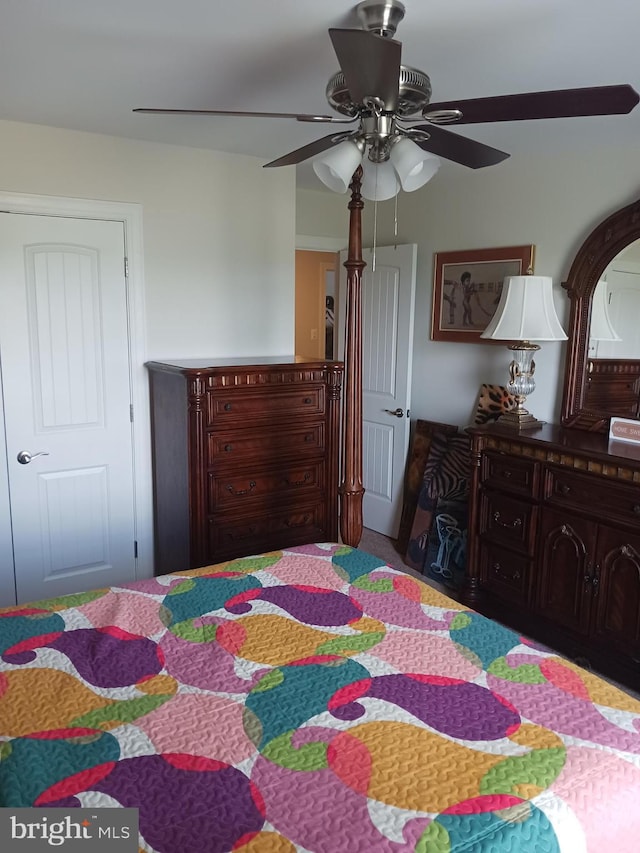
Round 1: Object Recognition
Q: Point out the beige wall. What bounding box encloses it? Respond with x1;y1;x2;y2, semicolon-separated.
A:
297;140;640;427
296;188;350;243
0;119;296;360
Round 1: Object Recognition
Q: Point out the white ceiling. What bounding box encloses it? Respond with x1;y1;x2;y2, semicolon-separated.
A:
2;0;639;190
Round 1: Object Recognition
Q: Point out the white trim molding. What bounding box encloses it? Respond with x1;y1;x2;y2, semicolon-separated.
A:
296;234;347;252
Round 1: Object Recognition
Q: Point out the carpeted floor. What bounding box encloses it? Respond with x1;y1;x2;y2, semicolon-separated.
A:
358;527;461;600
358;528;413;572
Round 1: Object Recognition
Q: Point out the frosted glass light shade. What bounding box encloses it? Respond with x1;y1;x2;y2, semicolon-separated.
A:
313;141;363;194
390;138;441;191
361;159;400;201
590;280;621;341
481;276;567;342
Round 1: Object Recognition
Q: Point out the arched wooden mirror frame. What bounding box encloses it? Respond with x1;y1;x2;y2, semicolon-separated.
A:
561;196;640;431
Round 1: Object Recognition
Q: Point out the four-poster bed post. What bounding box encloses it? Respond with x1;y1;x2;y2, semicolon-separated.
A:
339;167;365;547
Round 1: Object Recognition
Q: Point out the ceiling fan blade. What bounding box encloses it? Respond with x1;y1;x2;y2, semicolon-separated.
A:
328;28;401;111
263;132;355;168
411;125;510;169
133;108;351;123
424;84;640;124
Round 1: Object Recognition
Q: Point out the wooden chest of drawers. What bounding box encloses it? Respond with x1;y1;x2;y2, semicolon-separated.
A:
466;423;640;692
147;357;343;574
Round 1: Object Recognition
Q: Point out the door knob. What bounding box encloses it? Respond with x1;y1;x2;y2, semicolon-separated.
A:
384;408;405;418
17;450;50;465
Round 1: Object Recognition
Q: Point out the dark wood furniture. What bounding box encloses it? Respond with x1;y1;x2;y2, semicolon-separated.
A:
147;356;343;575
466;423;640;690
561;195;640;431
466;196;640;691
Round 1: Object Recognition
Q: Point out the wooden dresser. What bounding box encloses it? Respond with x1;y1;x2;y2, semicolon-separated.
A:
146;357;343;574
466;423;640;691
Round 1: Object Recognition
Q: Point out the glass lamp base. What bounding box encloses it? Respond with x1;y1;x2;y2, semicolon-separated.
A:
496;342;545;430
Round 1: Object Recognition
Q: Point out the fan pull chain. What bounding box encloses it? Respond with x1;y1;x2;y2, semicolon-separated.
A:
394;192;399;245
372;197;378;271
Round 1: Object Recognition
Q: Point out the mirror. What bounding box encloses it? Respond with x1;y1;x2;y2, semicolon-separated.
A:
588;239;640;359
561;197;640;431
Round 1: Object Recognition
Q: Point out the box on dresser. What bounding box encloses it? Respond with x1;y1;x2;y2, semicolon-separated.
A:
465;422;640;693
146;356;343;575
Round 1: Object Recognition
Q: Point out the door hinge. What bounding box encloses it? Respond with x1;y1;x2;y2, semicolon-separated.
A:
129;404;134;423
124;256;129;278
134;540;138;559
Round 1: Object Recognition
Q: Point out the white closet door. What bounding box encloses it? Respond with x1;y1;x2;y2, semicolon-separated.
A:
0;213;137;605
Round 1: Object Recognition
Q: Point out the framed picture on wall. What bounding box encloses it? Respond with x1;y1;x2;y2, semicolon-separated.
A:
431;244;535;343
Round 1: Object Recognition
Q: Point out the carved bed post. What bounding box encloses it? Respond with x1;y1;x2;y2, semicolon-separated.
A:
339;167;366;546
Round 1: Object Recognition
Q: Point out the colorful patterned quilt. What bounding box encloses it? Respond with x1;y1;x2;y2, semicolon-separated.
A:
1;543;640;852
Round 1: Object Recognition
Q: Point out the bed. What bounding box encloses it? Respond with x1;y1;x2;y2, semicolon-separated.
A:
2;541;640;852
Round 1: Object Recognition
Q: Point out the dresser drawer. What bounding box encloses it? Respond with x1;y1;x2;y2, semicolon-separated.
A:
208;460;324;511
479;541;531;605
480;490;537;554
481;451;539;498
207;423;325;467
207;386;325;428
545;466;640;525
208;502;326;560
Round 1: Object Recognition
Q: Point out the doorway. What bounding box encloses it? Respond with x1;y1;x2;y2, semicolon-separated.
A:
295;250;339;359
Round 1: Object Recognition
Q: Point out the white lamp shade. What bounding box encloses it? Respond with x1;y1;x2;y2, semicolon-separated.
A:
589;280;621;341
390;138;440;191
313;141;363;194
481;275;568;341
361;159;400;201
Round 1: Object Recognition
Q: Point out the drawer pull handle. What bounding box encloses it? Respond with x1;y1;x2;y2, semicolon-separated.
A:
493;511;522;529
499;469;512;479
224;444;233;452
492;562;521;582
225;481;256;496
633;505;640;515
224;402;232;411
283;472;311;487
304;397;312;404
304;434;314;442
560;484;571;495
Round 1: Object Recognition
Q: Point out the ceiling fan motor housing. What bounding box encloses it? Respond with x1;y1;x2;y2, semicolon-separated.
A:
356;0;406;38
326;65;432;117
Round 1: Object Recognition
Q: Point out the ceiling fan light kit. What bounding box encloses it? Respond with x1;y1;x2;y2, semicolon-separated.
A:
312;133;439;200
360;158;400;201
390;136;440;189
312;139;364;193
134;0;639;200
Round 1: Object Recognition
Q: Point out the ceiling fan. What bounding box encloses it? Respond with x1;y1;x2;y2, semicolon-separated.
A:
134;0;639;194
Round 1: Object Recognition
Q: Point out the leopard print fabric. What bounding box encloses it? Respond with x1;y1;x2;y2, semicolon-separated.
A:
473;383;517;424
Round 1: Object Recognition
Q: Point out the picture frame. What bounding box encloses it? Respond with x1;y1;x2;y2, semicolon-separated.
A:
431;245;535;343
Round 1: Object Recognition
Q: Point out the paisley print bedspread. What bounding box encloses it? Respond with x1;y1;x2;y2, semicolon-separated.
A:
1;543;640;852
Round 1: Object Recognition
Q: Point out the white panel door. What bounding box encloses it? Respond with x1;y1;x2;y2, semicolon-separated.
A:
339;244;417;537
0;213;137;604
